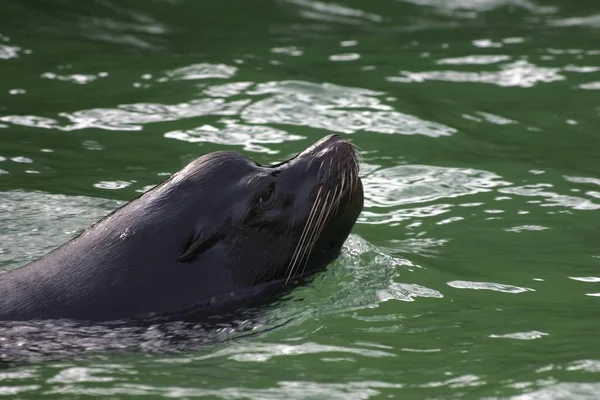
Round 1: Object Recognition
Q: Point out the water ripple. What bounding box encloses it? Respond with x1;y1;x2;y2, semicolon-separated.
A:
48;367;123;384
499;184;600;210
389;60;565;88
10;157;33;164
437;55;511;65
579;81;600;90
329;53;361;62
44;380;404;399
93;181;133;190
0;34;27;60
505;225;550;233
564;176;600;187
568;277;600;283
399;0;557;15
377;282;444;302
419;374;485;389
41;72;108;85
78;5;168;50
0;385;40;396
203;81;254;97
1;0;599;396
0;191;119;268
164;120;303;154
242;81;455;137
362;164;507;208
361;204;453;225
489;331;549;340
193;342;395;363
511;382;600;400
166;63;238;81
271;46;303;57
549;14;600;28
0;78;453;138
1;99;249;131
566;359;600;373
0;44;22;60
447;281;534;293
286;0;384;24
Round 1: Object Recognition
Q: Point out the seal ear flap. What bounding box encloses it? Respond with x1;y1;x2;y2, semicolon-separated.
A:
178;229;223;263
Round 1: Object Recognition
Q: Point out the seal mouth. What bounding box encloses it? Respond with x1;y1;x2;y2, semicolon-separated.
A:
283;134;363;283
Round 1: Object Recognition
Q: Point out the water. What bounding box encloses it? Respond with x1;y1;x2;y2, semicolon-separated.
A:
1;0;600;397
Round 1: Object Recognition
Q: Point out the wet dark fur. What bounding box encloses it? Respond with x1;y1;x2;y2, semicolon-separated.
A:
0;135;363;322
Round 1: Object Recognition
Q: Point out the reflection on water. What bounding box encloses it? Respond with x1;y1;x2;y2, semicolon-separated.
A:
446;280;533;293
489;330;548;340
2;0;600;398
362;164;507;208
399;0;557;15
1;78;456;140
0;45;21;60
41;71;108;85
390;60;565;88
167;63;238;81
191;341;395;362
359;163;600;226
377;282;443;302
285;0;384;24
36;377;405;399
0;97;247;131
242;81;455;137
165;120;303;154
0;191;119;268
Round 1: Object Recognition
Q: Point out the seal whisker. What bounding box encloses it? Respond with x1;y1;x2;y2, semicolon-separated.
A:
299;190;332;278
285;186;323;284
335;170;345;214
355;148;364;167
289;140;361;280
285;212;313;283
300;185;340;278
295;187;332;279
300;162;337;271
348;165;355;199
351;142;363;163
349;166;359;206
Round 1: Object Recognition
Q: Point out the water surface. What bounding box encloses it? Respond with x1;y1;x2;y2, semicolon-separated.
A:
2;0;600;398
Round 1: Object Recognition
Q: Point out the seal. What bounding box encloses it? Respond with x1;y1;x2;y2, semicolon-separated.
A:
0;134;363;322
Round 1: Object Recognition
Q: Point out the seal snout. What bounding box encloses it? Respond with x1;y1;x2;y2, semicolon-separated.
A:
309;135;361;196
282;135;363;284
310;134;354;156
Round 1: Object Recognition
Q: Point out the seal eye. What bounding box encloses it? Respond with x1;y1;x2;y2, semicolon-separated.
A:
257;182;276;205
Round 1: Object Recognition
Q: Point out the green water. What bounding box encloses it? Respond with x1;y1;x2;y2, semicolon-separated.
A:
2;0;600;398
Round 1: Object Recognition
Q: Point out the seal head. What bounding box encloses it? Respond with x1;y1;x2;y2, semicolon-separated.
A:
177;133;363;285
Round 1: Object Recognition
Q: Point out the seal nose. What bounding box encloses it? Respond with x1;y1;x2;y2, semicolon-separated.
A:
308;134;353;156
311;134;354;157
314;134;345;148
271;134;355;171
322;134;344;143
